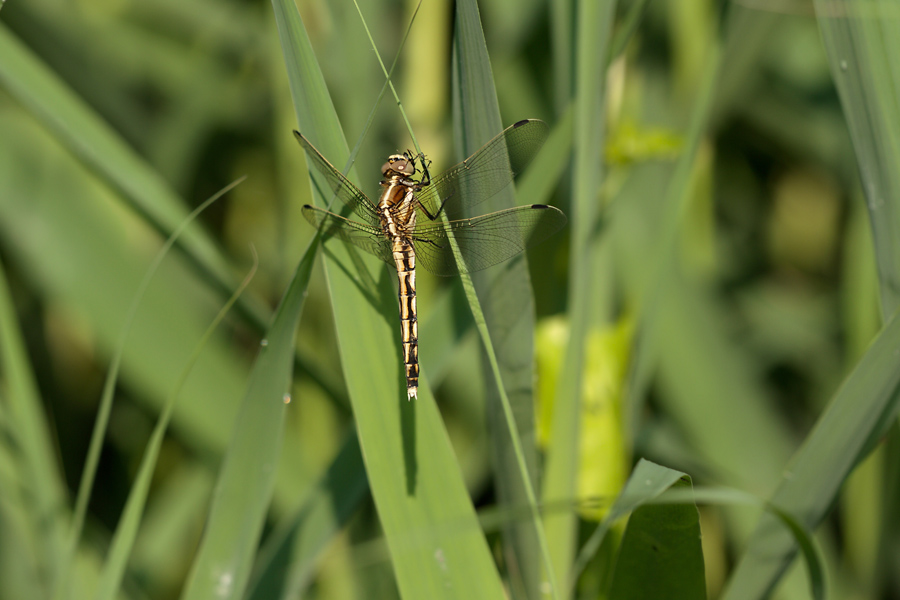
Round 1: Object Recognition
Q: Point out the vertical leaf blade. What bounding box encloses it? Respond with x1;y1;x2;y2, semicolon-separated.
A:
272;2;508;597
541;1;616;597
179;249;314;600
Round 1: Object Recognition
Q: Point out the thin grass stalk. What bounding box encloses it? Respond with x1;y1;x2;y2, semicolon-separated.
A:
94;245;257;600
542;1;616;596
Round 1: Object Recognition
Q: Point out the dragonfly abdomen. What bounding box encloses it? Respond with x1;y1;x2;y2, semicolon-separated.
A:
394;243;419;400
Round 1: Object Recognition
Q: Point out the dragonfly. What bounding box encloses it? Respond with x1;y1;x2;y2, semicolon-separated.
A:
295;119;567;400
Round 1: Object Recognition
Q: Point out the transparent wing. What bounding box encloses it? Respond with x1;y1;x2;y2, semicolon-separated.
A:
302;205;394;266
411;204;567;277
294;131;380;228
414;119;549;220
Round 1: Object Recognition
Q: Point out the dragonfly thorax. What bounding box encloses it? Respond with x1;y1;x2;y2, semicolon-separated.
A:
381;154;416;178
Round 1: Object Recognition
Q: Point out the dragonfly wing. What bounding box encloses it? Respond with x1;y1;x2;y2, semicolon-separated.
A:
412;204;567;277
294;131;380;227
302;205;394;266
415;119;550;220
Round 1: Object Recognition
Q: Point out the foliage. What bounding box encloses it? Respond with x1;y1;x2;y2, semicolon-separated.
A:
1;0;899;599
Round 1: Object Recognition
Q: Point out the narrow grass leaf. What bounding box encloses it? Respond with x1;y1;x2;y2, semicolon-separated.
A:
624;41;720;438
0;256;68;592
246;433;368;600
609;0;652;65
272;1;507;597
179;244;314;600
452;1;559;596
0;23;268;329
723;305;900;599
550;0;574;115
815;1;900;317
541;1;616;597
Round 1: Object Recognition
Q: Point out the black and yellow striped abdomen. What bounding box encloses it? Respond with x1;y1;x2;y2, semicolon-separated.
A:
394;243;418;399
379;178;420;399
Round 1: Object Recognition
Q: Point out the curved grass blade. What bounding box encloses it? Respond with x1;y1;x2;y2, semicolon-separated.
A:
53;178;244;600
273;1;508;597
570;459;684;588
723;305;900;599
94;241;258;600
719;3;900;596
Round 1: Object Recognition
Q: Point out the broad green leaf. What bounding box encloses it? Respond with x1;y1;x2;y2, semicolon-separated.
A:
607;476;706;600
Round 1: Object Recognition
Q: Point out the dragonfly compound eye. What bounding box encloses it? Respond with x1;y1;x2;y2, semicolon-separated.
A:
382;155;415;177
381;154;407;176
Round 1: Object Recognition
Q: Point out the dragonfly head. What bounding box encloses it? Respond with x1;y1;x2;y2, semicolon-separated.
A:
382;154;416;178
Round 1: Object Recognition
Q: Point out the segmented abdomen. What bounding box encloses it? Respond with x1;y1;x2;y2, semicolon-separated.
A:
394;244;418;399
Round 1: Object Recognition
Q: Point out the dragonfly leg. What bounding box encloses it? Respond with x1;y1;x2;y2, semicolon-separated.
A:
418;154;432;187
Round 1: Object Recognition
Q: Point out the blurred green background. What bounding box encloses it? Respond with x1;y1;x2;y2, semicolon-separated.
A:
2;0;899;598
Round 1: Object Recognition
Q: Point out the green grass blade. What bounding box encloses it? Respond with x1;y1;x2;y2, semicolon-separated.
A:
246;433;367;600
649;485;828;600
0;256;68;593
0;22;268;329
541;1;616;597
624;40;720;436
815;1;900;318
272;2;507;598
550;0;574;115
178;241;313;600
94;226;256;600
722;305;900;599
451;1;562;597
